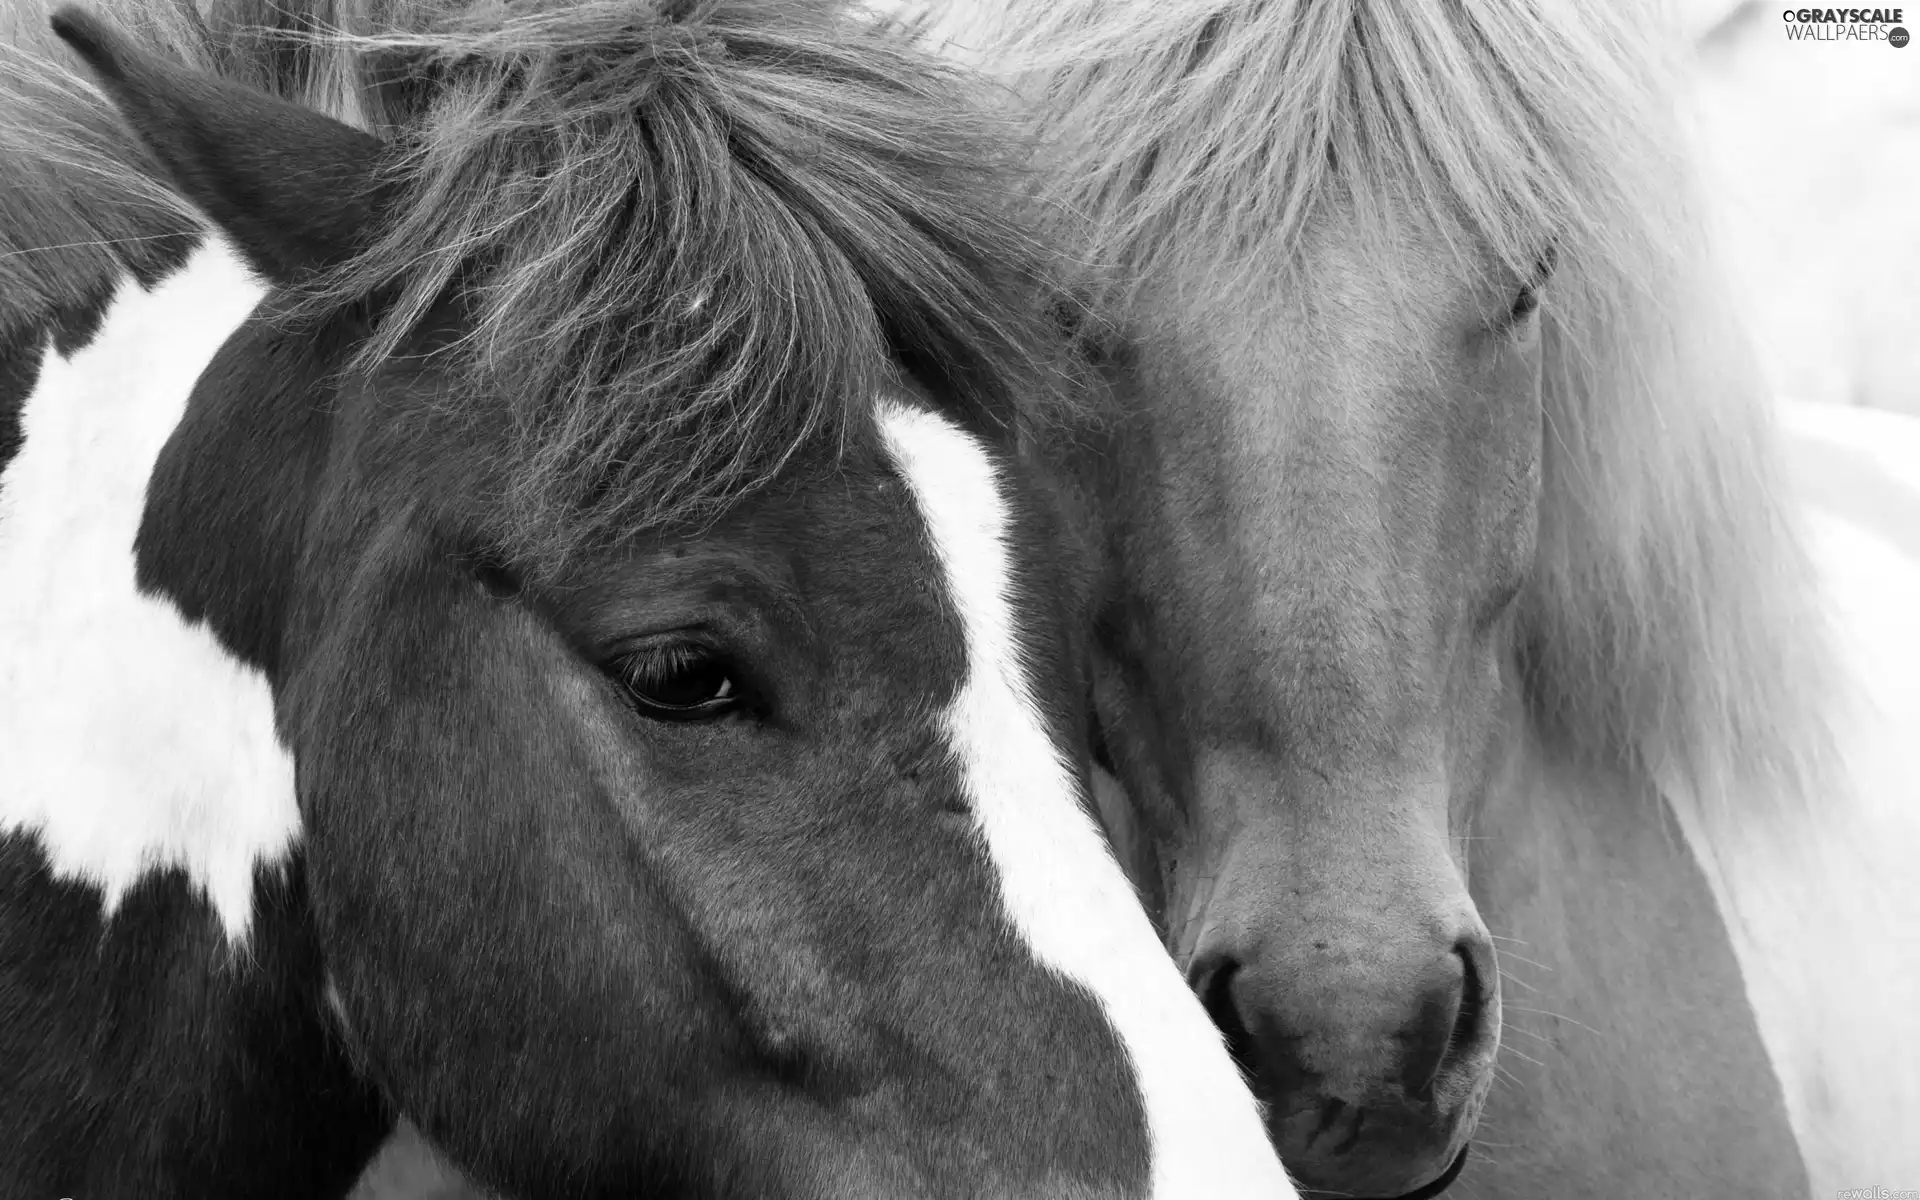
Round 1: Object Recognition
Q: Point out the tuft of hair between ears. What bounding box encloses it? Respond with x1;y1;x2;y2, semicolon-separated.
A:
275;0;1090;571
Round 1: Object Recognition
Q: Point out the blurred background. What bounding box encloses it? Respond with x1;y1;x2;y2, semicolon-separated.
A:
1683;0;1920;414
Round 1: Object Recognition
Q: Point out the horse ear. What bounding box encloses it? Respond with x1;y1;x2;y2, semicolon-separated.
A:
51;6;387;282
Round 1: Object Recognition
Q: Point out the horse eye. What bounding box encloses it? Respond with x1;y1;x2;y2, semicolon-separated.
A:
1510;248;1557;322
1510;284;1543;321
473;562;521;600
612;643;742;721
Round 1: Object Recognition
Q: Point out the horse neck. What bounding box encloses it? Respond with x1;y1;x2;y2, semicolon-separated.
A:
0;240;388;1194
1461;719;1810;1192
0;846;387;1196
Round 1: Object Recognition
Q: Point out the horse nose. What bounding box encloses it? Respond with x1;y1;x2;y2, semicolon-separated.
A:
1187;926;1497;1195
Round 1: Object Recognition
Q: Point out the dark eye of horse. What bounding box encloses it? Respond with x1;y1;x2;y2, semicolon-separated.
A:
613;642;742;721
473;562;520;600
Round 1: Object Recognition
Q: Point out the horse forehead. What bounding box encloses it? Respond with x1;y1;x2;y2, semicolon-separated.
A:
1141;228;1492;461
1141;210;1532;551
0;235;297;944
1129;325;1451;584
1110;270;1529;727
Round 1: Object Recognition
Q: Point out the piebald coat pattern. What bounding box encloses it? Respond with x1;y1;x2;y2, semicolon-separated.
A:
0;237;294;944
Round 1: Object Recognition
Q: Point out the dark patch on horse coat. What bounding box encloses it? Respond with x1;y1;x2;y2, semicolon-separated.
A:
0;840;391;1198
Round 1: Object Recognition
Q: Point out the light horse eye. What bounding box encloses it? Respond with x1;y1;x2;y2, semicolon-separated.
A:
1510;248;1558;322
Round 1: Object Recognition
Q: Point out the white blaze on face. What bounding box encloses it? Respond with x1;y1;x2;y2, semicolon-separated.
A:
0;235;298;944
876;401;1296;1200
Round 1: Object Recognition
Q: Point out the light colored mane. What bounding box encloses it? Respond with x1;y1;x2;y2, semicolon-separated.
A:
922;0;1841;821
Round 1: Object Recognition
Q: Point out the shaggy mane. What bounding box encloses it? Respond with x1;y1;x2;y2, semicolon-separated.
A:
6;0;1083;564
924;0;1841;817
283;0;1076;562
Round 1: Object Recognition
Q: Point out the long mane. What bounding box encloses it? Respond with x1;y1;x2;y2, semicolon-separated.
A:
296;0;1085;563
922;0;1841;817
7;0;1081;568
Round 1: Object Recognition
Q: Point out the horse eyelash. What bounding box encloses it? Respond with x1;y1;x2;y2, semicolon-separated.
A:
615;640;715;689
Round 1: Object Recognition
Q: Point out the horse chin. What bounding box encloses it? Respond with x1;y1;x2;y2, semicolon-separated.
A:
1382;1143;1473;1200
1266;1083;1485;1199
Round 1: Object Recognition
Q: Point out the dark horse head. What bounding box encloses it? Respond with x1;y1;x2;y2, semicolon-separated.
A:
0;4;1292;1195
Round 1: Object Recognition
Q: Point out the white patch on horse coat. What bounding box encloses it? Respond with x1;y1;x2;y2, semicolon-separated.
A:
876;402;1295;1200
1664;398;1920;1184
0;236;297;944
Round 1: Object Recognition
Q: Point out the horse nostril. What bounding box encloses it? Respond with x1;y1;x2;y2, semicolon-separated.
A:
1405;939;1491;1102
1446;939;1488;1064
1399;949;1467;1102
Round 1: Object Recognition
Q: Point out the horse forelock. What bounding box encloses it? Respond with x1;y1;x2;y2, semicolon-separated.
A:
944;0;1843;822
248;0;1086;575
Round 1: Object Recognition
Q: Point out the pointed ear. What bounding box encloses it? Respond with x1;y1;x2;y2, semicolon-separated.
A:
51;6;388;281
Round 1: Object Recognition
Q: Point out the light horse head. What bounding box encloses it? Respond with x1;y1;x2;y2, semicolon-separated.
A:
0;4;1291;1194
923;0;1835;1192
